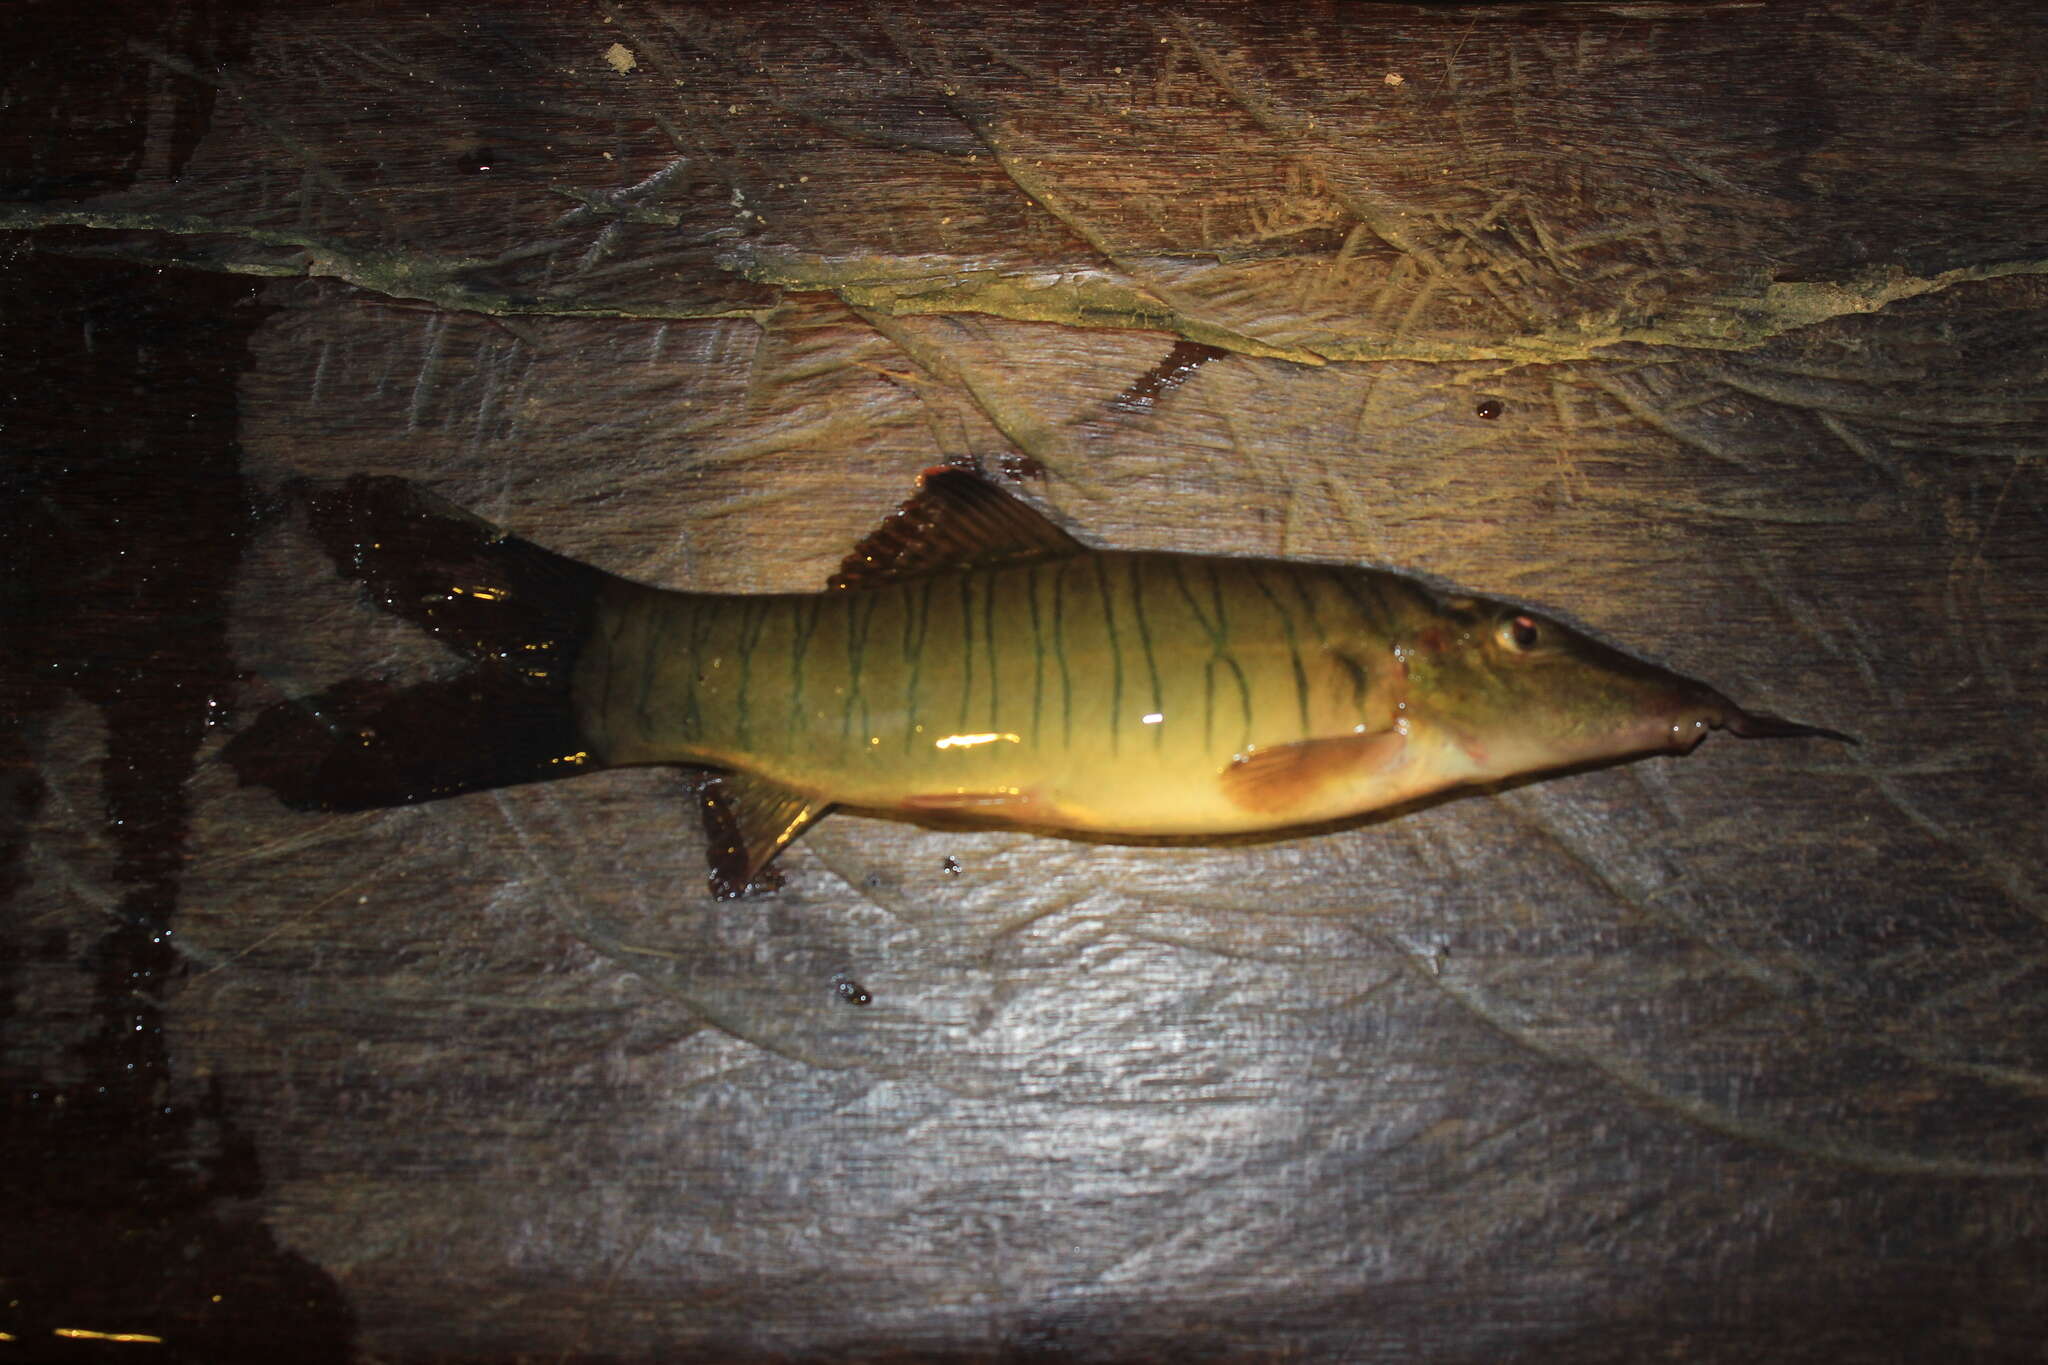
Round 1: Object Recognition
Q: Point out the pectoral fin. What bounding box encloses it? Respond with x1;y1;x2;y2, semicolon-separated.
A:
697;772;828;900
1220;731;1406;817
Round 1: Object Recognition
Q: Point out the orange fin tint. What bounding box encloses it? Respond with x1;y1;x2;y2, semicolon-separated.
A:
1220;731;1406;816
827;470;1084;590
699;771;827;900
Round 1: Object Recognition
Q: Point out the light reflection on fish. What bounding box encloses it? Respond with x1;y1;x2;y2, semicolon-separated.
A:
227;469;1848;898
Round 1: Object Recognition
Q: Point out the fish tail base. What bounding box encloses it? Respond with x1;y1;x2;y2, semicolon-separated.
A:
225;476;612;810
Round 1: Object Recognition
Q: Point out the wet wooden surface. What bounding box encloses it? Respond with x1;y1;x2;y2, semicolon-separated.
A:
6;3;2048;1360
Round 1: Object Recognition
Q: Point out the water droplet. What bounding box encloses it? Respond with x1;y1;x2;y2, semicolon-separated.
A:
942;856;962;877
1475;398;1504;420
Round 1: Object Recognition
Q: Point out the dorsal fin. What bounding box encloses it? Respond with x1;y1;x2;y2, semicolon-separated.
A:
826;468;1085;590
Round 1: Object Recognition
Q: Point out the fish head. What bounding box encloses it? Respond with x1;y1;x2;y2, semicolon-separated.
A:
1395;594;1849;781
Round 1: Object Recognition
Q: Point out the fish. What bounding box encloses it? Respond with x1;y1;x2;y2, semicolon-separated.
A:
225;468;1850;898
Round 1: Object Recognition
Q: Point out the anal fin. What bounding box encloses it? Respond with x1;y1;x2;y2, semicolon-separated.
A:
697;772;828;900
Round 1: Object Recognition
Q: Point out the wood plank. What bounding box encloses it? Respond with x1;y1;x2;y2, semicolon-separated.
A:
5;2;2047;1359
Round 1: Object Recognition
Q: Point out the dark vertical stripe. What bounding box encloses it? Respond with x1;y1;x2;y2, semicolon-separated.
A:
902;577;936;754
1026;562;1047;745
1201;650;1215;749
1291;566;1359;715
657;599;686;745
1306;567;1373;711
1174;559;1254;750
733;597;771;747
843;588;878;750
1169;560;1220;748
1169;558;1219;643
1328;567;1392;642
636;594;670;741
983;570;1000;729
1053;559;1075;749
788;594;825;739
683;597;719;742
1209;654;1253;750
1204;560;1231;644
1288;564;1333;649
1127;556;1164;749
651;597;690;739
1251;565;1311;734
591;598;626;756
956;573;976;731
1093;556;1123;756
1329;646;1372;710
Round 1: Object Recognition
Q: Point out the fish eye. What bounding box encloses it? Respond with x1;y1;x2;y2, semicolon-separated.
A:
1497;615;1543;653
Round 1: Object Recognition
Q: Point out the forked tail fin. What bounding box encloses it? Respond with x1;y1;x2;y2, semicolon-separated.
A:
225;477;614;811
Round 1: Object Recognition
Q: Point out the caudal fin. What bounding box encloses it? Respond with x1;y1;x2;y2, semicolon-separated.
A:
225;476;614;811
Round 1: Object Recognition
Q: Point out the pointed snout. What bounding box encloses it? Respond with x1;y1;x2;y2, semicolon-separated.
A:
1667;686;1855;750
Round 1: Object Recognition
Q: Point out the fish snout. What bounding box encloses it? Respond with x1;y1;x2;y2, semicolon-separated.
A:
1677;687;1855;748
